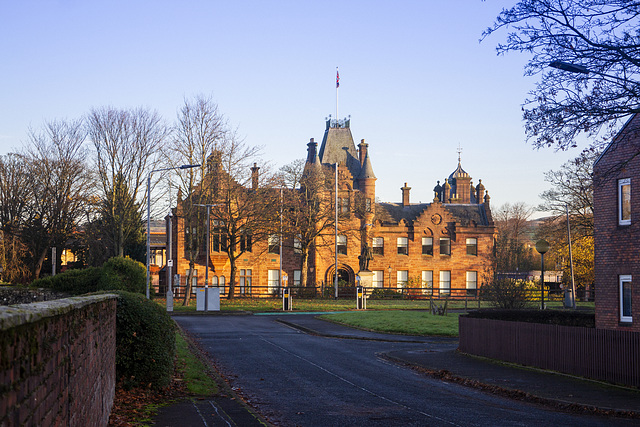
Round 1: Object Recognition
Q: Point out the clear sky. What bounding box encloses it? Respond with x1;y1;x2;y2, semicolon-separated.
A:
0;1;581;217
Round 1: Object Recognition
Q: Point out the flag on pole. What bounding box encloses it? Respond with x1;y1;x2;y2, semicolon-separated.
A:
336;69;340;88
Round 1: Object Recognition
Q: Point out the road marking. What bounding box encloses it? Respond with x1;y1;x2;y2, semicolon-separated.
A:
209;400;233;427
192;400;209;427
260;337;463;426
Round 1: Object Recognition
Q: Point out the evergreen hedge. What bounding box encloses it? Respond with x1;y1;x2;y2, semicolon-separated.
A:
465;309;595;328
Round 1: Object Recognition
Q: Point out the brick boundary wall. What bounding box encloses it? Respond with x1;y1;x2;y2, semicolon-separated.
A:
0;295;117;426
459;317;640;388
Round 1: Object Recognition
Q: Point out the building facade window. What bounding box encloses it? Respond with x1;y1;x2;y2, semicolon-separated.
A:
268;234;279;254
619;178;631;225
219;275;226;295
397;270;408;290
240;233;252;252
373;270;384;287
239;269;252;295
422;237;433;256
440;238;451;256
422;270;433;295
620;275;632;322
337;235;347;255
294;235;302;254
397;237;408;255
372;237;384;256
466;271;478;296
186;268;198;290
439;270;451;294
365;198;372;212
268;269;280;295
466;238;477;256
339;197;350;213
293;270;302;286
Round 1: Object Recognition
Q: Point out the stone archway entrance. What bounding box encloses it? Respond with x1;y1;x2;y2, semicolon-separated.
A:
324;264;356;297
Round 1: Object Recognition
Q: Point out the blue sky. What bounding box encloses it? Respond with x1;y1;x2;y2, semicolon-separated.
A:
0;1;580;217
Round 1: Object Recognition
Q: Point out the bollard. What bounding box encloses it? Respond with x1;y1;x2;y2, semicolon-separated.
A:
283;287;292;311
356;286;366;310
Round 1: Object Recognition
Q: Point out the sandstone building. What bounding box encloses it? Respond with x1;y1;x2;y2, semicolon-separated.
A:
167;116;496;297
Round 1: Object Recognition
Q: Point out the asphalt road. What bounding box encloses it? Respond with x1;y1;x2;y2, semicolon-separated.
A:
175;314;629;427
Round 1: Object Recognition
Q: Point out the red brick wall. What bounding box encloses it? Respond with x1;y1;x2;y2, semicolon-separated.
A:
594;115;640;330
0;295;117;426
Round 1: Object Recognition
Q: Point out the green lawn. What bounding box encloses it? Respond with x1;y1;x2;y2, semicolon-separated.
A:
319;310;460;337
155;296;487;313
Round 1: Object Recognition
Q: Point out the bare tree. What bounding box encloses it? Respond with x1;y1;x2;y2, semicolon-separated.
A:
484;1;640;152
210;132;280;299
22;119;93;278
494;202;536;273
0;153;32;282
86;106;168;258
167;95;227;305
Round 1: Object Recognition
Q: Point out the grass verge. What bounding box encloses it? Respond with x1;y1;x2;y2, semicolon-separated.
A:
175;329;218;395
319;310;460;337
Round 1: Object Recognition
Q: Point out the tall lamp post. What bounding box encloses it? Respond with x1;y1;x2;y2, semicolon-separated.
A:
535;240;550;310
146;164;200;299
194;203;221;312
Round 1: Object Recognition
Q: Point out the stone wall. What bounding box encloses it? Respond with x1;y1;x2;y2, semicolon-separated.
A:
0;294;117;426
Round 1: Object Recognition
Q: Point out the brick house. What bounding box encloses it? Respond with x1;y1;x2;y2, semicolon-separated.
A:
167;116;496;297
594;114;640;330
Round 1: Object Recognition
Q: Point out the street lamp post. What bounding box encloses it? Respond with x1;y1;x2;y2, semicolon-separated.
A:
535;240;550;310
146;164;200;299
194;203;221;312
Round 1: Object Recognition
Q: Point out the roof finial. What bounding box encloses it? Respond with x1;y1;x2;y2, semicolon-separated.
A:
457;143;463;164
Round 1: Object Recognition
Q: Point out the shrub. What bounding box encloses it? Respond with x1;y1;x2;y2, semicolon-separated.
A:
113;291;176;389
368;288;406;300
480;277;532;309
98;256;146;295
30;267;102;295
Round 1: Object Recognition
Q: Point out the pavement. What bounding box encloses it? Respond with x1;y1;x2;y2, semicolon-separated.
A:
153;313;640;426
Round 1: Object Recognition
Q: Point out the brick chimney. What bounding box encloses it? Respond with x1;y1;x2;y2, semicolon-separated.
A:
251;163;260;190
401;182;411;207
358;139;368;167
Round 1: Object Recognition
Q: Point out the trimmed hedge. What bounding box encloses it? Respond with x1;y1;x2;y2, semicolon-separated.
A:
113;291;175;389
98;257;146;294
465;309;595;328
30;256;146;296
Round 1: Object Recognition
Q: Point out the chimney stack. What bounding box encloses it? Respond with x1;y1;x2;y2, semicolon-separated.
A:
358;139;368;167
401;182;411;207
251;163;260;190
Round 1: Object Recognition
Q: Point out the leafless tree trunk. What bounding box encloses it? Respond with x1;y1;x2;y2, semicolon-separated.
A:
87;106;167;258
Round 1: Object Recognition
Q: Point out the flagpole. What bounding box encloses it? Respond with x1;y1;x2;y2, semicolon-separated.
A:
336;67;339;125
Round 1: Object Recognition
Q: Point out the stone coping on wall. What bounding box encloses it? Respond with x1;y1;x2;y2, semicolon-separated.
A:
0;294;118;331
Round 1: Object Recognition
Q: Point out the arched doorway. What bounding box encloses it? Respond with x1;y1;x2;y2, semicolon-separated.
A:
324;264;356;297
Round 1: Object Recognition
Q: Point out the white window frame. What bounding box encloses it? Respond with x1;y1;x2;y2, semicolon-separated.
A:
372;237;384;256
293;270;302;286
440;238;451;256
422;237;433;256
372;270;384;288
268;234;280;254
421;270;433;295
620;275;633;322
219;275;226;295
466;238;478;256
268;269;280;295
337;235;347;255
439;270;451;294
466;271;478;296
397;270;408;290
619;178;631;226
294;235;302;254
397;237;408;255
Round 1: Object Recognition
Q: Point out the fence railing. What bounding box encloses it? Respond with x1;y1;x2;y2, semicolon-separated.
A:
460;316;640;388
156;281;585;305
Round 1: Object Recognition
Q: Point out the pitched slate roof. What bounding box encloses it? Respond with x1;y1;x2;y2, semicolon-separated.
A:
318;126;361;178
375;202;490;226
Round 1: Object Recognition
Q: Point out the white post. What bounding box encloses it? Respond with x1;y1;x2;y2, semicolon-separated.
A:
146;172;151;299
205;205;210;312
51;247;56;276
279;188;283;296
334;162;338;299
167;213;173;312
